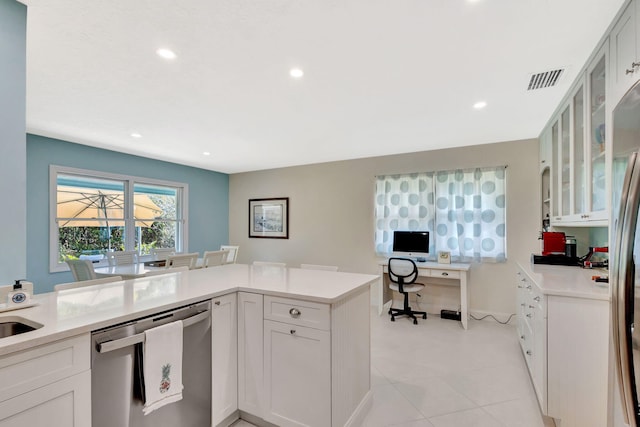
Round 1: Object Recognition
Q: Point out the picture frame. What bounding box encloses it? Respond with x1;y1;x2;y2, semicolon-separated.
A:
437;251;451;264
249;197;289;239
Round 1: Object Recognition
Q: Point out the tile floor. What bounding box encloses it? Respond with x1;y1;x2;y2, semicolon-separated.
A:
232;308;554;427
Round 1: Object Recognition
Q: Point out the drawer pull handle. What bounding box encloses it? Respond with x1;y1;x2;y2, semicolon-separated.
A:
520;303;526;307
517;285;523;289
526;313;533;318
529;305;535;309
290;329;296;335
526;350;532;356
533;296;541;302
526;285;532;290
214;301;221;306
289;308;301;318
441;272;448;276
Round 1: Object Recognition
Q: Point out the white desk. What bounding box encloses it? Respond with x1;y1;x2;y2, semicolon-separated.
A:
377;259;471;329
94;263;164;279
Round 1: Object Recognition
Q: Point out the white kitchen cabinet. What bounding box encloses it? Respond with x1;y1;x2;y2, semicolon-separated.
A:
237;292;264;418
549;43;609;226
540;125;552;173
516;265;609;427
0;334;91;426
611;0;639;106
212;293;238;426
264;320;331;427
257;290;371;427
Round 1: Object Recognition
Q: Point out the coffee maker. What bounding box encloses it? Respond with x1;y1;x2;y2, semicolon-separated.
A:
532;231;579;266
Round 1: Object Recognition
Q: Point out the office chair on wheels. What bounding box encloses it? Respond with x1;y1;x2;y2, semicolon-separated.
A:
388;257;427;325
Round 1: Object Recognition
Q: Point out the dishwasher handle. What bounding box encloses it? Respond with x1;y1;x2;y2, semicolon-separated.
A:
96;309;210;354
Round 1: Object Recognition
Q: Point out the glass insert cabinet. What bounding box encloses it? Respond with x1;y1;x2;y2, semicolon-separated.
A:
545;42;609;227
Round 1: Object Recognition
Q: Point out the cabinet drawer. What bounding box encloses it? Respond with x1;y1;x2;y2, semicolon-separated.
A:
264;296;330;330
429;269;460;279
0;334;90;403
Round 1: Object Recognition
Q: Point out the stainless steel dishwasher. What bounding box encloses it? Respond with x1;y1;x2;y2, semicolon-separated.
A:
91;300;211;427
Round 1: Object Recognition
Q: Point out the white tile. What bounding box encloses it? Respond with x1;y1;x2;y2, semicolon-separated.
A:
482;397;547;427
360;384;427;427
390;419;436;427
443;362;533;406
393;377;477;418
428;407;503;427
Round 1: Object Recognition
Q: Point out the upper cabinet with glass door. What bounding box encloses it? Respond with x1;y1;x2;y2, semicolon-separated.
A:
549;42;609;226
610;0;640;106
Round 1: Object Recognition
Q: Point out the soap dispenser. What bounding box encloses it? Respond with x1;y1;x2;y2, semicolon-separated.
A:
7;280;30;306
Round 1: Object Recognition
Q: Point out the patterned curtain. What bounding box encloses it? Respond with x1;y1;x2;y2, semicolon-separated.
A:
374;173;435;255
434;167;506;262
374;166;507;262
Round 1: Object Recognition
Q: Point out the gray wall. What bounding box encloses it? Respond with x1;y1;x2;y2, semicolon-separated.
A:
0;0;27;284
230;139;540;317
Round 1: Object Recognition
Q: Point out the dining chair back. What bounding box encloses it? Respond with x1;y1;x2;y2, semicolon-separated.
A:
202;250;229;268
151;247;175;261
55;276;123;292
106;250;137;266
144;266;189;276
65;259;98;281
253;261;286;267
300;264;338;271
166;252;199;270
220;245;239;264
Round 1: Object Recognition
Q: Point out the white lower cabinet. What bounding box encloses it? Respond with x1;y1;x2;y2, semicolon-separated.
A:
263;320;331;427
238;292;264;417
212;293;238;426
516;266;609;427
0;334;91;426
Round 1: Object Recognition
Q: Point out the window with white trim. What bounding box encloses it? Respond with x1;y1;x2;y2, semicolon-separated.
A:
50;166;188;272
374;166;507;262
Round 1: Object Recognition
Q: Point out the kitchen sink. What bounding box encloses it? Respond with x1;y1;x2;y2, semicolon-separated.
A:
0;316;43;338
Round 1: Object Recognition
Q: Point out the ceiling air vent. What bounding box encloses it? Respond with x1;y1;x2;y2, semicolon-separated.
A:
527;69;564;90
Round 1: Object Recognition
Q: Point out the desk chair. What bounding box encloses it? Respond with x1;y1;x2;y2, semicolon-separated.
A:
202;250;229;268
55;276;123;291
106;250;137;266
166;252;199;270
388;257;427;325
220;245;239;264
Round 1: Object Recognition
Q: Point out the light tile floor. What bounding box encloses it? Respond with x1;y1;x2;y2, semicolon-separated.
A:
232;308;554;427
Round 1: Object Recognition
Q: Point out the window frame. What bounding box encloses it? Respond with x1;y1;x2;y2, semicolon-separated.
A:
49;165;189;273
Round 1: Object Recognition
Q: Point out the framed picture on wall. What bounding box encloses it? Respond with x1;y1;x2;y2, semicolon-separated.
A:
249;197;289;239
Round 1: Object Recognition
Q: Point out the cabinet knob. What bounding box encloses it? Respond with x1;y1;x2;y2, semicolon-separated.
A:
534;296;541;302
529;305;535;309
541;160;546;163
517;285;523;289
526;350;532;356
214;301;221;306
526;285;532;290
526;313;533;318
520;335;525;340
521;303;526;307
290;329;296;335
289;308;301;318
626;68;635;75
441;272;449;276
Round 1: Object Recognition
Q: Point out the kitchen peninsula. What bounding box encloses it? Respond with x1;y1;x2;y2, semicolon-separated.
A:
0;264;378;427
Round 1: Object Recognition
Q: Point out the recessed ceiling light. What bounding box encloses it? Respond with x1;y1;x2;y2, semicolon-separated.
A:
473;101;487;109
290;68;304;78
203;151;211;156
156;48;177;60
130;132;142;138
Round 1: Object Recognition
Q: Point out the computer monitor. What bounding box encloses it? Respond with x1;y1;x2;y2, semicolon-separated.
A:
392;231;429;262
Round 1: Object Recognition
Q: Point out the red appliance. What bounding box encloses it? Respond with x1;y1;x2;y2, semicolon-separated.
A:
542;232;566;256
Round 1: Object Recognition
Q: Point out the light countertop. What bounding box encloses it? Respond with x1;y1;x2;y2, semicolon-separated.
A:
0;264;378;356
517;261;610;301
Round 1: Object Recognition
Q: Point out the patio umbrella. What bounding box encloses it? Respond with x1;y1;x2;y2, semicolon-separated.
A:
57;186;163;228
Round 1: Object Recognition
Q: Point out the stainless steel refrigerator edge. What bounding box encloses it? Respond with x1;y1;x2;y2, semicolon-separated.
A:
611;80;640;427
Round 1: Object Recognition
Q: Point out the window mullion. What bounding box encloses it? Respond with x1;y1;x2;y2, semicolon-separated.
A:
124;180;136;252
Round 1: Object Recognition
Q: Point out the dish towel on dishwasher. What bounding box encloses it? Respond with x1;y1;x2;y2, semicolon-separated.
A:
142;320;184;415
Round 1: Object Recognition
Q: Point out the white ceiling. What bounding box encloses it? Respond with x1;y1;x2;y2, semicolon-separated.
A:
22;0;625;174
